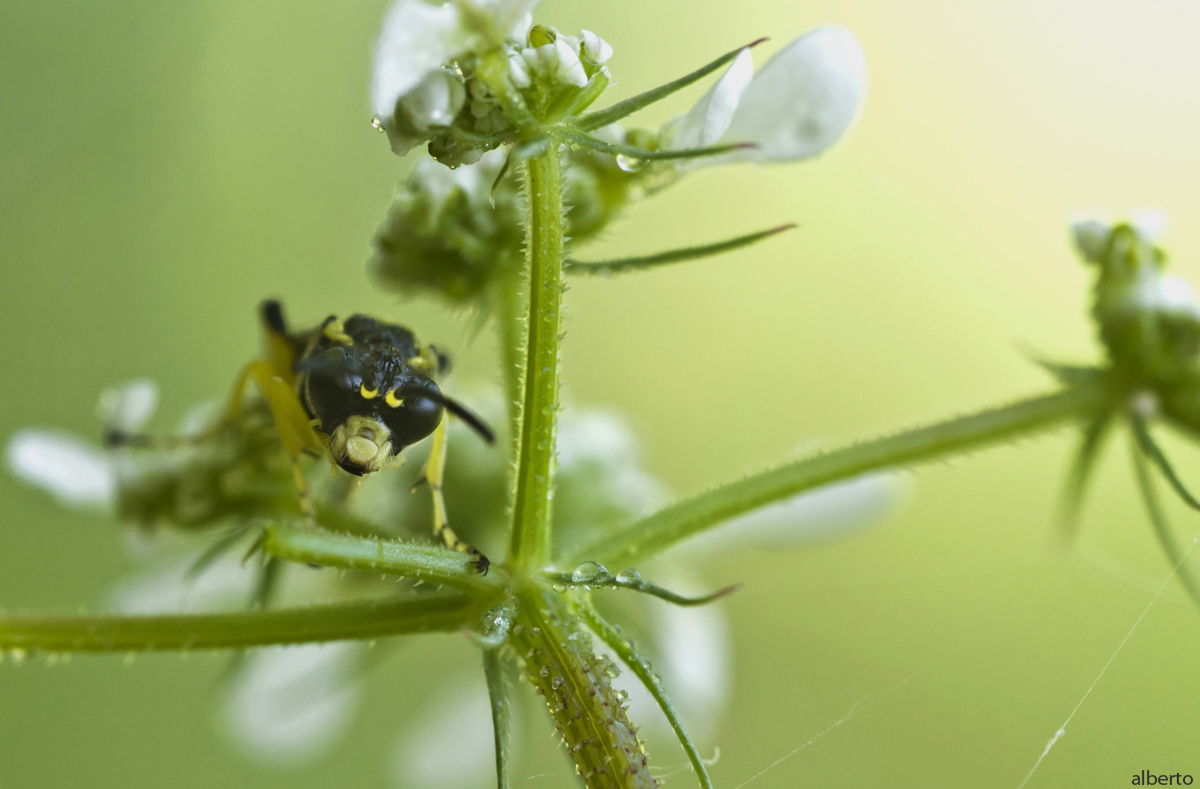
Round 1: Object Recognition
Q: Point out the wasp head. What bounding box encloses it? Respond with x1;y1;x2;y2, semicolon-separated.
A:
299;347;446;476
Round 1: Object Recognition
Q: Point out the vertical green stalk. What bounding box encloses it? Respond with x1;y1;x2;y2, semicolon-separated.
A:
509;147;565;569
495;268;528;460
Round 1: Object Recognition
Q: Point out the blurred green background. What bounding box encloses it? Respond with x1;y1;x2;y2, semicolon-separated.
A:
3;0;1200;786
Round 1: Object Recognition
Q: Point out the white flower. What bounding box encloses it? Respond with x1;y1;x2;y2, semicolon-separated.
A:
96;378;158;432
223;642;364;767
392;675;502;789
6;429;116;508
1071;209;1170;263
371;0;538;119
581;29;613;65
521;37;589;88
664;26;868;165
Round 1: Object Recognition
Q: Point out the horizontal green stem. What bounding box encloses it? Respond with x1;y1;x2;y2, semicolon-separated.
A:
560;128;751;161
575;38;766;132
263;525;501;596
0;593;477;653
567;385;1107;569
565;224;795;276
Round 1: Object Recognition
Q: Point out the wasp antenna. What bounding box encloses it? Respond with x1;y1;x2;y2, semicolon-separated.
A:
427;392;495;445
260;299;287;334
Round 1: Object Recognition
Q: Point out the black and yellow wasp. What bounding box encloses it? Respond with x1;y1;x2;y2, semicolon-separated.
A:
109;300;495;572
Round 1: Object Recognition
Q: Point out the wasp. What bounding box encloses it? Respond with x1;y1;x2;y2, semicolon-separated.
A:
108;300;495;573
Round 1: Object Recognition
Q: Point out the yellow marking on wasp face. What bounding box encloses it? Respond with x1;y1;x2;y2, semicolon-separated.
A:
360;384;379;399
386;389;404;408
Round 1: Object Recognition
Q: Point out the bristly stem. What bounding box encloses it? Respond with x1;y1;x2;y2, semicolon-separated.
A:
495;268;528;459
0;593;478;653
568;384;1108;570
577;599;714;789
509;146;566;569
263;524;503;595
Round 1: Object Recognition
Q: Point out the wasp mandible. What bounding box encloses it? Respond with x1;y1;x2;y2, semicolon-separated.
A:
108;300;495;572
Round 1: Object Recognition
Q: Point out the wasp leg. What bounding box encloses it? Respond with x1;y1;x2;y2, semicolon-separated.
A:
245;359;325;527
423;414;490;574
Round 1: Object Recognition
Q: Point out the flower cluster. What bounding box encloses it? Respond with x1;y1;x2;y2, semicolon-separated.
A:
369;0;867;307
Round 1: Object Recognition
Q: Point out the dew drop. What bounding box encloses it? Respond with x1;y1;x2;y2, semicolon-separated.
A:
10;648;27;665
539;667;550;677
616;154;647;172
572;561;608;584
370;117;385;132
614;689;629;703
615;568;641;585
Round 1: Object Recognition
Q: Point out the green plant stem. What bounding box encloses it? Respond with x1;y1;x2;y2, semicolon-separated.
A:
0;593;477;653
577;599;713;789
263;524;502;595
510;584;656;787
508;147;566;569
495;268;528;459
568;385;1107;570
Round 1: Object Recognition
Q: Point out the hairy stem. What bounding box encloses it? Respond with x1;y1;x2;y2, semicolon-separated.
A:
0;593;477;653
511;584;657;788
263;524;503;595
496;268;528;460
577;599;712;789
509;147;566;569
569;385;1107;569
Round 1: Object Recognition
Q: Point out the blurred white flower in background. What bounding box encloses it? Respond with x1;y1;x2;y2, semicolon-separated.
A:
224;642;365;767
663;26;868;165
392;675;504;789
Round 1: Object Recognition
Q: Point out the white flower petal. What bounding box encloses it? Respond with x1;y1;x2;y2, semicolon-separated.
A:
224;642;363;767
371;0;543;121
372;0;471;118
664;48;754;152
96;378;158;432
399;69;467;131
1131;208;1169;243
581;29;613;64
1069;212;1113;263
719;26;868;163
6;429;115;508
553;39;588;86
392;676;500;789
679;473;904;556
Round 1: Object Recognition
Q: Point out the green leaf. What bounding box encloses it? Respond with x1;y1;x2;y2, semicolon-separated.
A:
1056;409;1114;543
547;568;739;607
575;38;767;132
263;524;502;595
566;385;1107;570
483;648;513;789
0;593;477;653
1129;432;1200;611
1130;411;1200;509
565;224;795;276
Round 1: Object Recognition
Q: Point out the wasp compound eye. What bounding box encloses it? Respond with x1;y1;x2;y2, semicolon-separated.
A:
381;393;444;450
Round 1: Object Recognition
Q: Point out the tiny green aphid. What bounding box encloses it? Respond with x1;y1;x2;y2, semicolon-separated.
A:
109;299;495;573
